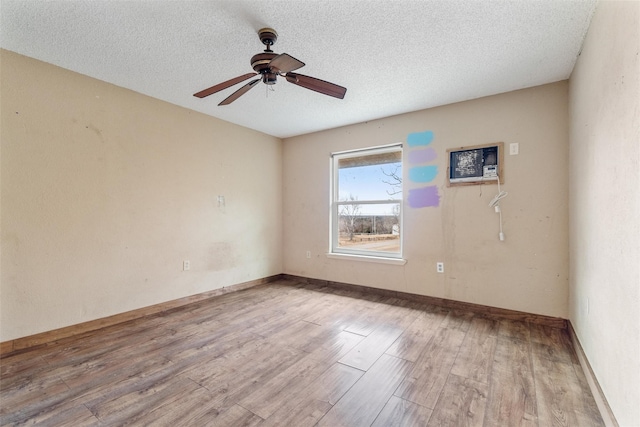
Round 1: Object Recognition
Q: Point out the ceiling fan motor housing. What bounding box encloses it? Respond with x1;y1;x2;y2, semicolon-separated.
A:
251;51;277;74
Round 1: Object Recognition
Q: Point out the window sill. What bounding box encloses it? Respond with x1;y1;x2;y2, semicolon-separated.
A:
326;253;407;265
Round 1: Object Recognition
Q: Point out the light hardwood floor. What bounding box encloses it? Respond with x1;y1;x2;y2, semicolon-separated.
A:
1;279;604;426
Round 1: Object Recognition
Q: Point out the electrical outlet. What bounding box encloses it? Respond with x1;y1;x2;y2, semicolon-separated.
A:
509;143;519;155
306;251;311;259
183;260;190;271
436;262;444;273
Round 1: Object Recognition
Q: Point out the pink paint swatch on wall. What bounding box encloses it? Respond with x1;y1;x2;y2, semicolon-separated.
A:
408;147;437;164
408;185;440;208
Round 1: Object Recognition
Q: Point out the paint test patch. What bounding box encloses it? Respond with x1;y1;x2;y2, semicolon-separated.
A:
407;131;434;147
408;147;437;164
408;186;440;208
409;165;438;183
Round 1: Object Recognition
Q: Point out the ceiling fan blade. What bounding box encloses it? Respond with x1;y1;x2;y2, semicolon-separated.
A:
285;73;347;99
193;73;257;98
218;78;261;105
269;53;305;73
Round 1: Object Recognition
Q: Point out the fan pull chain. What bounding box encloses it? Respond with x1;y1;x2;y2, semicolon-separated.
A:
266;84;275;98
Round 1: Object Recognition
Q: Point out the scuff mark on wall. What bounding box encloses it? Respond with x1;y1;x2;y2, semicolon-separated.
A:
208;242;240;271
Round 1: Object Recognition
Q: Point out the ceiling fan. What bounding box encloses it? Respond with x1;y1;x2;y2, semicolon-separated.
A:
193;28;347;105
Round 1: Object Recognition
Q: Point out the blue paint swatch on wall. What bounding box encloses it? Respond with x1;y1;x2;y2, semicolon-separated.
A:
408;186;440;208
407;130;434;147
409;165;438;183
408;147;437;164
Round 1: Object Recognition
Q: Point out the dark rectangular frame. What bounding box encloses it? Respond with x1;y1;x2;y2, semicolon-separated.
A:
446;142;504;186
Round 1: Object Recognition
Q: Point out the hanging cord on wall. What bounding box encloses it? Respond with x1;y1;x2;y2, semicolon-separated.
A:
488;174;508;241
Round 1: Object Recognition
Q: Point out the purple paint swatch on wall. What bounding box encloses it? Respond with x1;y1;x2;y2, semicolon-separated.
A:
408;147;437;165
408;186;440;208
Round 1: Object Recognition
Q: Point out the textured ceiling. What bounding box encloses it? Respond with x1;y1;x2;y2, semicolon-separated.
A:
1;0;597;138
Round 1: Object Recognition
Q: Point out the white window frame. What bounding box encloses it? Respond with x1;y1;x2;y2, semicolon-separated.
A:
330;143;403;260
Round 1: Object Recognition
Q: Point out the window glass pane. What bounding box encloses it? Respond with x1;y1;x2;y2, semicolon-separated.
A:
337;202;400;254
338;153;402;201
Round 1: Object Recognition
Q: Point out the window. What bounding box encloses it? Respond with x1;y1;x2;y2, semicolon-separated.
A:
331;144;403;259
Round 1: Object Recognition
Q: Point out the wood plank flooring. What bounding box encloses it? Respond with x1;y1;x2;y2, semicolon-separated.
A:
0;279;604;426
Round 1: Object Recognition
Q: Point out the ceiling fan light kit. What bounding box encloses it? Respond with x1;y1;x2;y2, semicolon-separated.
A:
194;28;346;105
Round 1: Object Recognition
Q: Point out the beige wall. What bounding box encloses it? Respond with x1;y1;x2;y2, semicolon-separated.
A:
569;1;640;425
1;50;283;342
283;82;569;318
